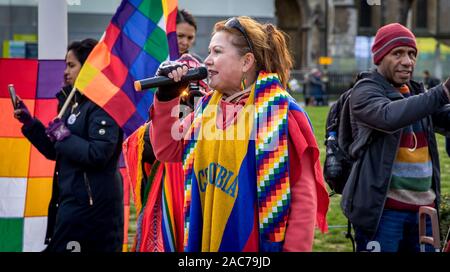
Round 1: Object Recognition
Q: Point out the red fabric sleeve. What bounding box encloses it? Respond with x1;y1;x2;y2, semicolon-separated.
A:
283;110;329;252
283;146;317;251
149;97;192;162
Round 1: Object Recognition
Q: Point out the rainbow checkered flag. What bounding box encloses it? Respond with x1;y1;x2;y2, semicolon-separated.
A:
75;0;178;136
73;0;178;251
0;0;178;252
0;59;65;251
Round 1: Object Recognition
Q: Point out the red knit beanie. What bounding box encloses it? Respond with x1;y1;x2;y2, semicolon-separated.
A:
371;23;417;65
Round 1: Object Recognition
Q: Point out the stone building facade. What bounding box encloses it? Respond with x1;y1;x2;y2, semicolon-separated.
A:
275;0;450;71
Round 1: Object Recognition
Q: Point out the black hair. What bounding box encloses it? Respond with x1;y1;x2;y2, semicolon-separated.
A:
176;9;197;31
67;38;98;65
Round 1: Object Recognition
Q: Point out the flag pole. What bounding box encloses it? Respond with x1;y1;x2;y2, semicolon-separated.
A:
57;87;76;119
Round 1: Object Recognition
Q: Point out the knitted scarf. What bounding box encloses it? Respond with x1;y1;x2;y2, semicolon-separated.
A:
182;71;290;251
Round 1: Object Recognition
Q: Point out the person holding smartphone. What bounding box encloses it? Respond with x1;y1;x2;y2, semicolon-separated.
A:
13;39;124;252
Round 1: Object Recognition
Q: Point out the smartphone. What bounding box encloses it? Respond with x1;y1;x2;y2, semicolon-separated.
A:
8;84;17;109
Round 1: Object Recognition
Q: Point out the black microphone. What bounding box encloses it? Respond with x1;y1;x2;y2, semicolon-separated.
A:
134;67;208;91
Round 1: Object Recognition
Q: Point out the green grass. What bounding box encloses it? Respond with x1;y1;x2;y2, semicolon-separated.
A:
304;105;355;252
126;98;450;252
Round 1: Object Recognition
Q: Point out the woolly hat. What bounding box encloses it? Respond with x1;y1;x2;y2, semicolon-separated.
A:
371;23;417;65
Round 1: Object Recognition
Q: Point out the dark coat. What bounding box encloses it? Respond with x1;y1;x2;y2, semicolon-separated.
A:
22;88;124;252
341;70;450;238
424;76;441;89
307;74;325;99
446;136;450;157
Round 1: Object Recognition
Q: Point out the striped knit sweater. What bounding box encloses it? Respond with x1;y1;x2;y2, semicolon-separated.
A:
385;85;436;211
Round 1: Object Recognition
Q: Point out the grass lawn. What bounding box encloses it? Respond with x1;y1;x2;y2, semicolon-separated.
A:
126;97;450;252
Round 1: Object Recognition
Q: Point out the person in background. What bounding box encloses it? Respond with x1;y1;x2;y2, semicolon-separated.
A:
302;72;312;106
13;39;124;252
150;16;329;252
423;70;441;89
123;53;206;252
305;68;326;106
341;23;450;252
176;9;202;62
123;9;207;252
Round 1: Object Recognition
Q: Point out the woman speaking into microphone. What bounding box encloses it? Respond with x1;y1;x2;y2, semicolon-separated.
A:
149;16;329;252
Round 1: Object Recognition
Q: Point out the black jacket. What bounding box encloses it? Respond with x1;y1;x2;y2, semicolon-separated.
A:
341;70;450;238
22;88;124;252
446;137;450;157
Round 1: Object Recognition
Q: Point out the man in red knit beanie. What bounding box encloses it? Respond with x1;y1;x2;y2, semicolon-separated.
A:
371;23;417;66
340;23;450;252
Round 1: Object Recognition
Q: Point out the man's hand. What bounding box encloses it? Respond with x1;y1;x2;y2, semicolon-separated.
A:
45;118;71;142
